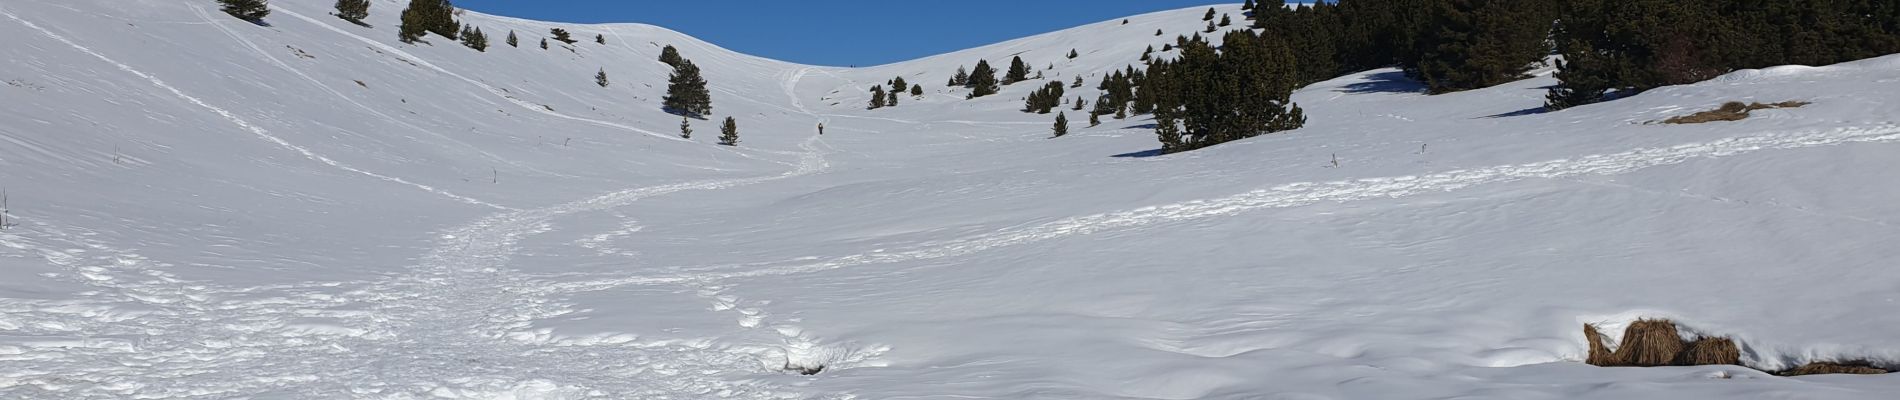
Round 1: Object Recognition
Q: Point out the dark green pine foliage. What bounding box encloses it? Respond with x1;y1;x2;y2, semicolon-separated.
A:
1243;0;1256;10
966;60;999;98
1147;31;1304;154
1204;8;1217;21
1206;21;1218;33
1052;112;1069;138
220;0;270;22
664;60;713;117
1220;14;1232;27
868;85;886;110
659;45;683;67
550;28;576;44
1074;96;1086;111
1068;49;1079;59
506;30;518;47
1406;0;1558;94
334;0;369;24
886;89;900;107
460;26;488;52
596;34;605;44
596;68;609;87
949;66;969;87
679;117;692;139
1089;112;1101;127
910;85;924;97
718;117;739;146
539;38;548;49
1156;28;1164;36
892;76;909;93
1541;0;1900;110
1024;81;1065;114
398;0;459;43
1003;56;1031;85
1071;76;1084;88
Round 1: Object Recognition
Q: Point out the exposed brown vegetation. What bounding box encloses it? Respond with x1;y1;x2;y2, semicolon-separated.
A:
1779;361;1891;376
1661;101;1811;124
1584;319;1889;376
1585;319;1703;367
1676;337;1741;366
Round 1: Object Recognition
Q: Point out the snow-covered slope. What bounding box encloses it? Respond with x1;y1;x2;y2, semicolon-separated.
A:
3;0;1900;398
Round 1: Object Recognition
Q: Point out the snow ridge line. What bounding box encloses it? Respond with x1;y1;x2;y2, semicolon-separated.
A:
189;4;564;178
552;123;1900;290
274;8;689;143
0;9;506;210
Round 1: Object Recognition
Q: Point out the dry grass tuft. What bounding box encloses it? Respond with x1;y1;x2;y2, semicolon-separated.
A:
1675;337;1741;366
1662;101;1811;124
1614;319;1687;366
1584;319;1888;376
1584;324;1616;366
1779;361;1891;376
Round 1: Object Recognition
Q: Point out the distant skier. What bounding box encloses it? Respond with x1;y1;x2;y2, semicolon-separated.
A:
818;122;825;135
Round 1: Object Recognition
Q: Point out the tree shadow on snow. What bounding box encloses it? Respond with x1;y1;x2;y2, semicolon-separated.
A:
1112;149;1165;158
1337;71;1427;94
1479;106;1550;119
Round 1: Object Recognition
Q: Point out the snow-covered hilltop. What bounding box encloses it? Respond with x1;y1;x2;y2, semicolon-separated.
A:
3;0;1899;398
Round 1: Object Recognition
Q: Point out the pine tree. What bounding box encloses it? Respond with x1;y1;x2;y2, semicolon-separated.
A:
885;90;899;107
679;117;692;139
595;34;605;44
220;0;271;22
1074;96;1086;111
1206;21;1218;33
1220;14;1232;27
596;68;609;87
1407;0;1558;94
659;45;683;67
540;38;548;49
868;85;886;110
1089;112;1101;127
550;28;576;44
910;85;924;97
1068;49;1079;59
718;117;739;146
1072;76;1084;88
664;60;713;117
1052;112;1069;137
398;0;458;42
1142;46;1154;61
1243;0;1256;10
461;26;488;52
1003;56;1030;85
1204;8;1217;21
1156;28;1164;36
892;76;909;93
334;0;369;24
506;30;518;47
950;66;970;87
967;60;999;98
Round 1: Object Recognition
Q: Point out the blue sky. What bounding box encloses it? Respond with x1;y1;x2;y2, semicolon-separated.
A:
453;1;1243;67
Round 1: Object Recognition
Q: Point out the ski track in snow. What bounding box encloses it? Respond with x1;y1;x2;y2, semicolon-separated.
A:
549;123;1900;292
1;9;507;211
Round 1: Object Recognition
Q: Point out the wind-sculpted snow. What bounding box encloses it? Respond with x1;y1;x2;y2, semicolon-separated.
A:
6;0;1900;398
556;124;1900;288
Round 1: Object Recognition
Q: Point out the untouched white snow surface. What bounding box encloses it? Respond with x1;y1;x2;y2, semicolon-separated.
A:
3;0;1900;398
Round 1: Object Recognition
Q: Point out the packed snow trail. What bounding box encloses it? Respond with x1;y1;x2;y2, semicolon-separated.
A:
550;123;1900;291
1;9;505;210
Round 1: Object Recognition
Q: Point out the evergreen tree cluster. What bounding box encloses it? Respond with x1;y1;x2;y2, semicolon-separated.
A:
459;26;489;52
1024;81;1066;114
868;85;888;110
550;28;577;44
1145;31;1305;154
221;0;270;22
334;0;368;24
1090;66;1143;119
964;60;1000;99
662;50;713;117
1547;0;1900;110
398;0;459;43
1247;0;1555;94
